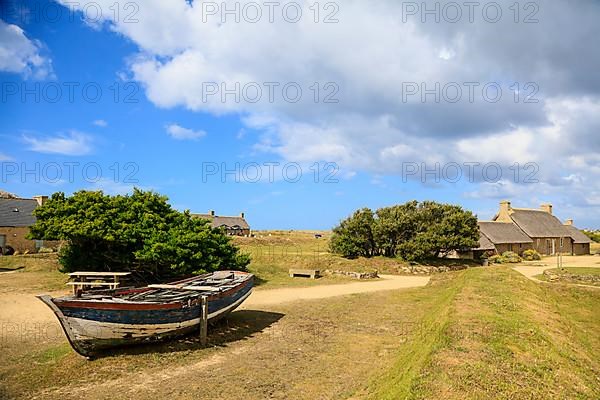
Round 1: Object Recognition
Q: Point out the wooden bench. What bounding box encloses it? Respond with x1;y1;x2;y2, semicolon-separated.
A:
289;269;320;279
68;271;131;295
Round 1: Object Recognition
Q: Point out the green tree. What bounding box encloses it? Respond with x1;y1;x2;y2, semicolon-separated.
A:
329;208;377;258
396;201;479;261
373;201;419;257
330;201;479;261
28;189;250;280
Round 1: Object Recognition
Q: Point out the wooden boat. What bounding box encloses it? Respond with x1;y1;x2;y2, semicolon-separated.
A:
38;271;253;358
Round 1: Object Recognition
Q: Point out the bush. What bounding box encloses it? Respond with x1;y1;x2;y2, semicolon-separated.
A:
28;189;250;280
37;247;54;254
489;251;523;264
522;249;541;261
501;251;522;263
489;254;502;264
330;201;479;262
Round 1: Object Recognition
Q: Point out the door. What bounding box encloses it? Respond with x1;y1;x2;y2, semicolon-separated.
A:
546;239;553;255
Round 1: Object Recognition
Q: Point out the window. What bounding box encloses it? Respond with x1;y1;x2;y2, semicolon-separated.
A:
35;240;44;250
560;237;564;248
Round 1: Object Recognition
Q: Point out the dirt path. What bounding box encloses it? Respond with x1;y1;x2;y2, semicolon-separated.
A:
244;275;430;307
0;275;430;333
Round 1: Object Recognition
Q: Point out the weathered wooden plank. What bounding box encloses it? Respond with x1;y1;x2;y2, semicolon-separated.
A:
200;296;208;346
69;272;131;277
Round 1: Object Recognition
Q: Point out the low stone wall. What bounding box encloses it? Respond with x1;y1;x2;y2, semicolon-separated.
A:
398;264;469;274
324;270;379;279
543;269;600;285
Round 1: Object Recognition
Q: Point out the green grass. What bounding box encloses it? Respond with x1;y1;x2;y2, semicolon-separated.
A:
0;254;66;294
1;233;598;399
1;267;598;399
358;267;600;399
238;230;476;289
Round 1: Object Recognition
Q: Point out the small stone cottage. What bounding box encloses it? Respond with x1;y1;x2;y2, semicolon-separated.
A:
0;193;49;254
192;210;251;236
477;201;591;256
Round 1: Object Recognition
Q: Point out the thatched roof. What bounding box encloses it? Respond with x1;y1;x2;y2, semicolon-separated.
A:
478;221;533;244
193;214;250;230
0;198;38;227
475;230;496;251
0;190;18;199
509;209;572;238
564;225;592;244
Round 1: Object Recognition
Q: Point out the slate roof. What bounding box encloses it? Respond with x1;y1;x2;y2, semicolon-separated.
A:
193;214;250;230
0;198;38;227
509;209;572;238
564;225;592;244
478;221;533;244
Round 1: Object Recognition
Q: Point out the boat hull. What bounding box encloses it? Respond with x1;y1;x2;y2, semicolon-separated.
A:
38;272;253;357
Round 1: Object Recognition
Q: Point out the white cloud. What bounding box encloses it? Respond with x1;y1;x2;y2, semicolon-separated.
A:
0;153;12;161
93;119;108;127
57;0;600;223
0;19;52;79
23;131;93;155
165;124;206;141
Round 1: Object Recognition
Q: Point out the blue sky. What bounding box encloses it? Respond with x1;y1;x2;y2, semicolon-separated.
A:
1;0;600;229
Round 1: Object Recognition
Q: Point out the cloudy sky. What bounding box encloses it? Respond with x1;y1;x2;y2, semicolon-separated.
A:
1;0;599;229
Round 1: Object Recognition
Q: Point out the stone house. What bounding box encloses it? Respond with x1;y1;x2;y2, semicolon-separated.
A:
478;201;591;256
192;210;251;236
563;220;593;256
0;195;49;254
476;221;533;257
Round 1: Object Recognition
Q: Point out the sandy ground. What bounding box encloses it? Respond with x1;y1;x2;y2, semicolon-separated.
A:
513;254;600;286
244;275;430;307
0;275;430;333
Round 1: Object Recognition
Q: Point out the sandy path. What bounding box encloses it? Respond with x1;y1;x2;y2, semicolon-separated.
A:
243;275;430;307
0;275;430;332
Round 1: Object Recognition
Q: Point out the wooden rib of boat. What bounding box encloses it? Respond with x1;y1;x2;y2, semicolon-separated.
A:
37;271;253;358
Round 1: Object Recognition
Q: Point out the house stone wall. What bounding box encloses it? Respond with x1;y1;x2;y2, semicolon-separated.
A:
0;227;60;254
0;227;36;253
495;242;533;255
532;237;574;255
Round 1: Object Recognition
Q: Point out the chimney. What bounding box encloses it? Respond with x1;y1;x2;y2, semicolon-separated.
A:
240;212;245;219
499;200;511;214
564;219;573;226
540;204;553;214
33;195;48;206
209;210;215;216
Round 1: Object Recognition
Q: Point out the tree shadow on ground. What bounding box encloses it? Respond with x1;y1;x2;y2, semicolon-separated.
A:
95;310;284;359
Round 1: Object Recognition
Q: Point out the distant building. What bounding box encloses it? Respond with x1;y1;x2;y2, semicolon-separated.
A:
192;210;250;236
0;194;49;254
476;201;591;256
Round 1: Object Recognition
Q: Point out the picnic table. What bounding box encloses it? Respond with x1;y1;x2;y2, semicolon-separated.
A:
67;271;131;295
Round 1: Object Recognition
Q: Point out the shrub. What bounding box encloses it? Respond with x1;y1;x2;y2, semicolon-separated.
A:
38;247;54;254
330;201;479;262
500;251;522;263
522;249;541;261
489;254;502;264
28;189;250;280
488;251;523;264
